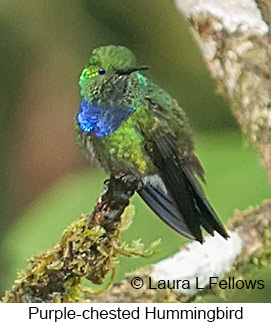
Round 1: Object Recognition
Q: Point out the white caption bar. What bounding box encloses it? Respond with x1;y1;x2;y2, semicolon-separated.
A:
0;303;269;322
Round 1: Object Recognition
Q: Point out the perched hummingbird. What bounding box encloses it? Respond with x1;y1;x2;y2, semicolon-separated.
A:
75;45;229;243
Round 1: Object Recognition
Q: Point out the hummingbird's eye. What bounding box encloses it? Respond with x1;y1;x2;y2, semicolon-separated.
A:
98;67;106;75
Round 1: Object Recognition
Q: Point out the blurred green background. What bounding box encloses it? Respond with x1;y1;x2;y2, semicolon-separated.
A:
0;0;270;302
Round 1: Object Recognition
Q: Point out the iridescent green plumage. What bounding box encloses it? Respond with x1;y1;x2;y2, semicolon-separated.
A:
75;45;228;243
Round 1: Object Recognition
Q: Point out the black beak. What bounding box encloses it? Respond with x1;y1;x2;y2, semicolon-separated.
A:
116;66;149;75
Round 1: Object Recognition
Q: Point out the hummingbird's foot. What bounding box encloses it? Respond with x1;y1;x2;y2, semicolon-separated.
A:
100;175;139;229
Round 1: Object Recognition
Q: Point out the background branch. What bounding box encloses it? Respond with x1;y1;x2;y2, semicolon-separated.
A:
176;0;271;179
84;200;271;302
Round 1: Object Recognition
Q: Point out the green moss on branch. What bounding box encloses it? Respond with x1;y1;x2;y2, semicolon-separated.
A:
2;175;140;302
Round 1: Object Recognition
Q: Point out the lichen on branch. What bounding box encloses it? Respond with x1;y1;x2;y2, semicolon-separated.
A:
84;200;271;303
176;0;271;179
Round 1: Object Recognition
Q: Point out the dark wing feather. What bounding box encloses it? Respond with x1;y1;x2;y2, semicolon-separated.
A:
181;161;229;239
151;134;204;242
138;180;196;240
149;133;229;242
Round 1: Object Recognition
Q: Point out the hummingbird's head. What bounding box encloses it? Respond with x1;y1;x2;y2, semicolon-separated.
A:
77;46;149;137
79;45;148;99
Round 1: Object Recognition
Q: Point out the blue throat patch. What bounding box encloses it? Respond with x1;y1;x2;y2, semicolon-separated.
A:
77;98;135;137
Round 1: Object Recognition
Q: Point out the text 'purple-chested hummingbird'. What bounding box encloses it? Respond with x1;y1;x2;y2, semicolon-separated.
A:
75;45;229;243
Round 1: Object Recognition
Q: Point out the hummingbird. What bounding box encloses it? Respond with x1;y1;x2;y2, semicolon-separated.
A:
75;45;229;243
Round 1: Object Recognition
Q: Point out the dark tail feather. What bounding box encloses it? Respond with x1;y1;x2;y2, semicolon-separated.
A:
182;163;229;239
138;181;196;240
151;135;229;243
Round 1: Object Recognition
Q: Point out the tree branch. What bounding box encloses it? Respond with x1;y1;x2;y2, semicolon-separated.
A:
83;200;271;302
2;175;139;302
176;0;271;179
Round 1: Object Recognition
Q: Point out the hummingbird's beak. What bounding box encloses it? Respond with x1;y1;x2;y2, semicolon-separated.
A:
116;66;149;75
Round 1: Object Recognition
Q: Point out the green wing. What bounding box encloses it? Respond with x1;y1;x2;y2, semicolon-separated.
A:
137;89;228;242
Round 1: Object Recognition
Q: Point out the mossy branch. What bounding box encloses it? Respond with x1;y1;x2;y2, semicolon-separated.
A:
3;177;270;303
83;200;271;303
1;175;146;302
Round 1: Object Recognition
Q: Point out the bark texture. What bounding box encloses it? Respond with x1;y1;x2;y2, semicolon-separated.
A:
177;0;271;178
